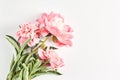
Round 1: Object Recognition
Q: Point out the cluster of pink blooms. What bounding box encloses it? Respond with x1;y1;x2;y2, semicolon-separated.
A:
16;12;73;69
38;48;64;69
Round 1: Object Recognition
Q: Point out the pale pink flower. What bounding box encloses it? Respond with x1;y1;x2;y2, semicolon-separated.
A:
36;12;73;47
16;23;40;46
38;48;64;69
38;48;48;60
37;22;49;37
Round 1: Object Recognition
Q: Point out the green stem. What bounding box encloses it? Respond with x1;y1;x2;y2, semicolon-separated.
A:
33;36;51;51
6;72;12;80
6;36;51;80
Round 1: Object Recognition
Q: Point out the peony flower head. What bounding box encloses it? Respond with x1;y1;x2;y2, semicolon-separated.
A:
36;12;73;47
16;23;40;46
38;48;64;69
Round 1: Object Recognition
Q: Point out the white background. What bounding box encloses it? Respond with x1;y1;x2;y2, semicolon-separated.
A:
0;0;120;80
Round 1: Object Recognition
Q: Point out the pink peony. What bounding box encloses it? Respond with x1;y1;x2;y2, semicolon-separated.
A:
38;48;64;69
16;23;40;46
36;12;73;47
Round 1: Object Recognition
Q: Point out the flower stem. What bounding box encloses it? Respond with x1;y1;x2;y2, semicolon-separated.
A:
33;36;51;51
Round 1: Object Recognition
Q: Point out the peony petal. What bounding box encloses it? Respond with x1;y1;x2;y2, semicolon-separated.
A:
45;26;61;36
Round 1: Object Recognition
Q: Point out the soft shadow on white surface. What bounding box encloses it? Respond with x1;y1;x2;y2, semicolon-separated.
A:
1;0;120;80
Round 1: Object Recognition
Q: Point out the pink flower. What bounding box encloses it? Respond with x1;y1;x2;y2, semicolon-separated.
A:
16;23;40;46
38;48;64;69
38;48;48;60
36;12;73;47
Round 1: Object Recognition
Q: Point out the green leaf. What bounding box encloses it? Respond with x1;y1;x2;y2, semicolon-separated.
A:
31;59;42;74
40;64;47;72
12;70;20;79
31;70;62;79
49;46;58;50
19;38;30;54
10;55;15;70
6;72;13;80
15;66;21;72
15;54;28;72
28;62;33;74
23;70;28;80
23;66;29;80
17;69;23;80
10;61;17;73
31;72;46;79
25;50;37;64
6;35;20;54
29;56;35;61
47;70;62;75
33;59;41;69
19;54;28;63
16;38;30;61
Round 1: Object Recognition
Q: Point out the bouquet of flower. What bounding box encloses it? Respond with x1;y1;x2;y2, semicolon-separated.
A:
6;12;73;80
